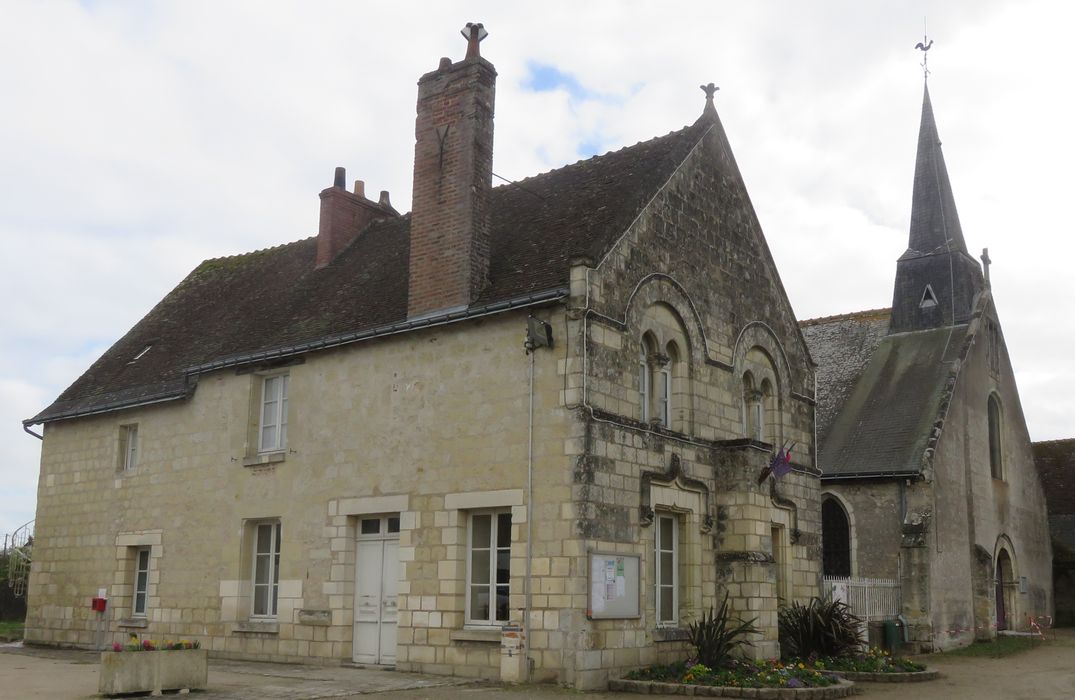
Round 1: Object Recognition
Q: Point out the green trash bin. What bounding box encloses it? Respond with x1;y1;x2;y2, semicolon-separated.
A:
883;620;900;651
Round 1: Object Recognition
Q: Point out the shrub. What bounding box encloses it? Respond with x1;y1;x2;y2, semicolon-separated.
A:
778;597;863;660
687;593;759;668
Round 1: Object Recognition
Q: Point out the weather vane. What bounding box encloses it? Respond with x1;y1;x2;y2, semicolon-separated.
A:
915;19;934;79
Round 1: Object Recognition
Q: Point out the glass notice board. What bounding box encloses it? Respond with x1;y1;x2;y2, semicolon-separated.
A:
587;552;640;619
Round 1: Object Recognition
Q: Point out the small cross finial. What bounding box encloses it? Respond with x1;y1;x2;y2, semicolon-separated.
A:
981;247;992;286
461;22;488;60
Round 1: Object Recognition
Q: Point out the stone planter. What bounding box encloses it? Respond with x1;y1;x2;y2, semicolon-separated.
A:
99;649;208;695
831;669;939;683
608;677;857;697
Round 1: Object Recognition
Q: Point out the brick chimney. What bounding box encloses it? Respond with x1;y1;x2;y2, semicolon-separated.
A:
316;166;397;269
407;23;496;318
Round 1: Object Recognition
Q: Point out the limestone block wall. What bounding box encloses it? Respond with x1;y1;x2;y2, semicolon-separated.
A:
27;308;573;680
821;482;904;579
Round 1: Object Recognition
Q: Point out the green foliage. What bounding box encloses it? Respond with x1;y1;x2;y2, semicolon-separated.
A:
687;593;759;668
821;647;926;672
941;636;1041;658
778;597;863;660
625;658;838;689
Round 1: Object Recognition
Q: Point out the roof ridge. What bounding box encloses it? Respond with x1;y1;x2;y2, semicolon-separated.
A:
1033;438;1075;446
492;123;698;189
799;307;891;327
199;236;315;264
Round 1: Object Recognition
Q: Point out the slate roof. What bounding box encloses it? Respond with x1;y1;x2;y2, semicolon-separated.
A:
1033;439;1075;554
802;317;966;478
906;84;967;259
800;309;891;448
29;118;713;425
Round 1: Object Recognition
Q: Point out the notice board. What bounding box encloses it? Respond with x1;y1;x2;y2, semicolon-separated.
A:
587;552;640;619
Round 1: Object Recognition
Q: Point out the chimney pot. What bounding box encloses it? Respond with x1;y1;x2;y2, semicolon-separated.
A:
353;180;365;198
438;56;452;70
378;190;391;208
333;166;346;189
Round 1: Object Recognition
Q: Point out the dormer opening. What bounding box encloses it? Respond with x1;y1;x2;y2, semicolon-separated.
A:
919;284;938;309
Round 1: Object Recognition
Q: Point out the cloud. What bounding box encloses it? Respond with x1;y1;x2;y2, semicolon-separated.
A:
1;0;1073;539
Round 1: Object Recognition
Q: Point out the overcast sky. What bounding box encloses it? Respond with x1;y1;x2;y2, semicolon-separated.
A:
2;0;1072;538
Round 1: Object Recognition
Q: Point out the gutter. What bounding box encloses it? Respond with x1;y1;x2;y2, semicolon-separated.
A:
821;471;922;482
24;286;569;427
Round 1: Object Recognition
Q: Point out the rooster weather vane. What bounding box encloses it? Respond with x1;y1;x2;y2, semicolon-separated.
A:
915;21;934;79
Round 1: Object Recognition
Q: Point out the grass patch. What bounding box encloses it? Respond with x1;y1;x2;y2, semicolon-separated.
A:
0;621;24;639
941;635;1041;658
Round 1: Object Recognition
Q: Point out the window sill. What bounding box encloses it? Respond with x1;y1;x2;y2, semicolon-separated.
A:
450;628;502;643
652;627;689;642
243;452;286;468
233;620;279;634
117;618;148;629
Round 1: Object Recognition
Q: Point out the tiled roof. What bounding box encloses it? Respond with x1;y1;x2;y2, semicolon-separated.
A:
30;118;712;424
1033;439;1075;553
799;309;890;448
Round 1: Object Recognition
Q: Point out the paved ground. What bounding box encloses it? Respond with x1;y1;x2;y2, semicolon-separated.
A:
2;630;1074;699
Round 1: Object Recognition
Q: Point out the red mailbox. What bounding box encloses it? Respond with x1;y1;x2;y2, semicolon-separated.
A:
91;597;107;612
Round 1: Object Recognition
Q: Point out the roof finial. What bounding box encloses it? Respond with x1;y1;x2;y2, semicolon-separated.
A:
461;22;488;60
981;248;992;287
700;82;719;116
914;19;933;80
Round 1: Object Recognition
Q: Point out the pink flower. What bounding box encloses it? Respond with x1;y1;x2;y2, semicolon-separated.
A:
142;640;155;651
112;643;122;652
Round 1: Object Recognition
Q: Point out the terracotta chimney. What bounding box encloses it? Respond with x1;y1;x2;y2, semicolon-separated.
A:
316;167;395;269
407;23;496;318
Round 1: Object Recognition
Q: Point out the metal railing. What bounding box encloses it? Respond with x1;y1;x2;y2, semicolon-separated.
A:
3;520;34;598
823;575;901;622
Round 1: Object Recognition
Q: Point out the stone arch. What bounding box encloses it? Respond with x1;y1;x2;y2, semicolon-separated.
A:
820;492;856;578
623;277;701;434
993;535;1019;632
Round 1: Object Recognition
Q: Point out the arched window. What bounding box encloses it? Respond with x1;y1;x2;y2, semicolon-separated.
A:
821;497;852;577
988;394;1004;480
636;333;653;421
760;378;777;445
742;372;761;440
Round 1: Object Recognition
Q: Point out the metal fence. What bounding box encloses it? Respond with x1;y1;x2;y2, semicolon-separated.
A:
823;576;901;622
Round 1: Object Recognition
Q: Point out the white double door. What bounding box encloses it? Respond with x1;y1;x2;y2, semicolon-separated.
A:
353;516;399;665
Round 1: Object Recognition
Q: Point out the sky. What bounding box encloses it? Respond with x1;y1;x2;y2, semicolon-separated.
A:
1;0;1073;538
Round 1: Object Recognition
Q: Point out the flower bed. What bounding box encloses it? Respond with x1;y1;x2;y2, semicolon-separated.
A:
99;641;207;696
623;659;845;691
806;648;937;683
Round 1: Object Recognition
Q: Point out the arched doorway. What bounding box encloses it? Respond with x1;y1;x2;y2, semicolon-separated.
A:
995;549;1013;631
821;497;852;577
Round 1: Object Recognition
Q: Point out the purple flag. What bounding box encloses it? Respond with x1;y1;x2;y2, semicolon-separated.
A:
771;443;796;479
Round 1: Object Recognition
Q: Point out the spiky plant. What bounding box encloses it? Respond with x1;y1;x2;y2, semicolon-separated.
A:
687;593;759;668
778;597;863;660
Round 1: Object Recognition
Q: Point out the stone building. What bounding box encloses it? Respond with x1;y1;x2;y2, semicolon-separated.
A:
801;81;1053;651
22;27;821;688
1032;439;1075;626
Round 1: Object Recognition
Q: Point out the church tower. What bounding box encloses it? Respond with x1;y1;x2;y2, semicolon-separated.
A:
889;83;984;333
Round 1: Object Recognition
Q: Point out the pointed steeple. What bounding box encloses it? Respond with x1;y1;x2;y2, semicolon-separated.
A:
907;84;967;255
889;82;983;334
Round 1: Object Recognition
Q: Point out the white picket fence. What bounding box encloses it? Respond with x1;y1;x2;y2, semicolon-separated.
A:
823;576;901;622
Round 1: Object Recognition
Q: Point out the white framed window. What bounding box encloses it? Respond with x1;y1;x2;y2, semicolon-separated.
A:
466;510;511;626
119;424;139;471
133;547;150;617
252;521;281;617
258;375;289;453
657;366;671;427
655;513;678;626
